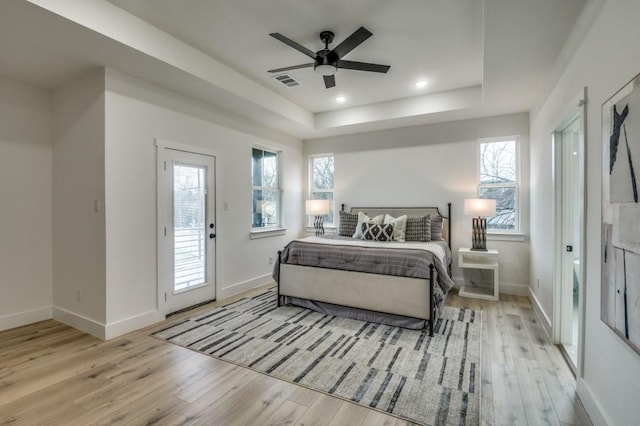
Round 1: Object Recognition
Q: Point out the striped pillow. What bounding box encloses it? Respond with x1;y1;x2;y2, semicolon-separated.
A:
338;211;359;237
430;215;444;241
405;215;431;242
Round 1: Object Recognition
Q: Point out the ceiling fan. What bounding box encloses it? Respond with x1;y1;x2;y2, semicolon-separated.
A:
267;26;391;89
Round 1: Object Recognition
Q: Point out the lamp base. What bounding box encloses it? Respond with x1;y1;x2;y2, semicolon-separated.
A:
313;215;325;237
471;217;488;251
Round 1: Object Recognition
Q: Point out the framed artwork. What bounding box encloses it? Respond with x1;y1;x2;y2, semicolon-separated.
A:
602;72;640;355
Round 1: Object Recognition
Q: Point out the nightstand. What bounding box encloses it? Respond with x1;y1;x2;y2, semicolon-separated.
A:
458;248;499;301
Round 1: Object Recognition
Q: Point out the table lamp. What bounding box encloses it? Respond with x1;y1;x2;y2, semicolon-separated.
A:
306;199;330;236
464;198;496;251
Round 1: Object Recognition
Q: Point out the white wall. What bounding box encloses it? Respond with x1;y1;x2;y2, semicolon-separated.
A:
0;79;53;331
0;67;303;339
104;69;303;335
51;70;107;333
305;113;530;292
530;0;640;423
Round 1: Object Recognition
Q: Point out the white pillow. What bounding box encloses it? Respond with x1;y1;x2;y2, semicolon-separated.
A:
352;212;384;239
384;214;408;242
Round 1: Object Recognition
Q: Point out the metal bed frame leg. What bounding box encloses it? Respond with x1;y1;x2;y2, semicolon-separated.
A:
429;263;435;337
277;250;282;307
447;202;452;251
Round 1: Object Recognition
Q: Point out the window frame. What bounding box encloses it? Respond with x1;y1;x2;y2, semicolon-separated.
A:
251;147;284;234
308;153;335;227
477;136;521;235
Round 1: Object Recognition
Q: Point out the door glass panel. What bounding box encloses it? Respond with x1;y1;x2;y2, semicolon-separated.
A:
561;116;581;367
173;164;207;292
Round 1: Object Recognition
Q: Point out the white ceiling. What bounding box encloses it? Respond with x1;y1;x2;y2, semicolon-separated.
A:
107;0;484;114
0;0;588;139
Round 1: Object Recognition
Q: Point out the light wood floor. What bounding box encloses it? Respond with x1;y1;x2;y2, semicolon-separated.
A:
0;287;592;425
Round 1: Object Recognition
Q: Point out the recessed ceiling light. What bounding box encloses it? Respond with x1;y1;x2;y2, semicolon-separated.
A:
336;96;346;103
415;80;428;88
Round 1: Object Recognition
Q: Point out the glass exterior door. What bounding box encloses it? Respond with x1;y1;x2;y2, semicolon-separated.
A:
160;147;216;314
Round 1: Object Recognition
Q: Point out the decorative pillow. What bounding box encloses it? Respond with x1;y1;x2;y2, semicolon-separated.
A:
338;211;359;237
383;214;408;242
361;223;394;241
405;215;431;242
352;212;384;239
430;215;445;241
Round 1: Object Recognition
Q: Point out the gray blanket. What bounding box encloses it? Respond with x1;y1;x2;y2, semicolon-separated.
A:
273;236;454;308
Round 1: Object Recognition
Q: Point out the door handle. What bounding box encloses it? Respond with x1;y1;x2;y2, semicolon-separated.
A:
209;233;216;239
566;245;573;252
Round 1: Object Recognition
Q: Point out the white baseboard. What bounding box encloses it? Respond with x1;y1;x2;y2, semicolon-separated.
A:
218;273;273;301
53;306;106;340
577;378;609;426
13;279;271;340
500;282;529;296
104;310;164;340
104;274;275;339
0;306;52;332
527;287;552;339
53;306;165;340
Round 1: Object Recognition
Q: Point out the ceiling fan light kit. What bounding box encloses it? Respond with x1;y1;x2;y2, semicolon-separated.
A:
314;64;337;76
268;27;390;89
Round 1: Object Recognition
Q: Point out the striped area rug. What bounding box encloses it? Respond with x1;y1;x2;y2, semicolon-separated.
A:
152;290;481;425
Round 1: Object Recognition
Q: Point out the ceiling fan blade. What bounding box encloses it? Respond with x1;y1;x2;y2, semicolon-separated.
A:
337;60;390;73
323;75;336;89
267;63;314;73
269;33;316;59
331;26;372;59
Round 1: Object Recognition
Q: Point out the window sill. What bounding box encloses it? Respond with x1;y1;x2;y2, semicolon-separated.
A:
250;227;287;239
487;232;526;242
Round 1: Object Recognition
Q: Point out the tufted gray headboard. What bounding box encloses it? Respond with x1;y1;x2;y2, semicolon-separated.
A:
343;204;452;249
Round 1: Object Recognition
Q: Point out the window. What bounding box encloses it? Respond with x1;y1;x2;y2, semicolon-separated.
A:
309;154;334;225
478;138;519;232
252;148;281;230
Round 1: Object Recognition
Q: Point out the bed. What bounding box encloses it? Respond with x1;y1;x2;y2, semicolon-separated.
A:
273;204;453;336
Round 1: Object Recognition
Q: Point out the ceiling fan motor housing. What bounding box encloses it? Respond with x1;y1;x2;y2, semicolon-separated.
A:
314;48;338;74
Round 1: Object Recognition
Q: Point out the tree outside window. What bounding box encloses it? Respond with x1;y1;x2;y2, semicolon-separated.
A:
310;154;334;225
479;139;519;232
252;148;281;229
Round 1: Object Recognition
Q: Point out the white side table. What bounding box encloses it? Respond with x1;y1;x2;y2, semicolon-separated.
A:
458;248;499;301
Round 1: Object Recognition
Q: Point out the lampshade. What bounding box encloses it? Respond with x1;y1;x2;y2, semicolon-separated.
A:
464;198;496;217
306;199;330;216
